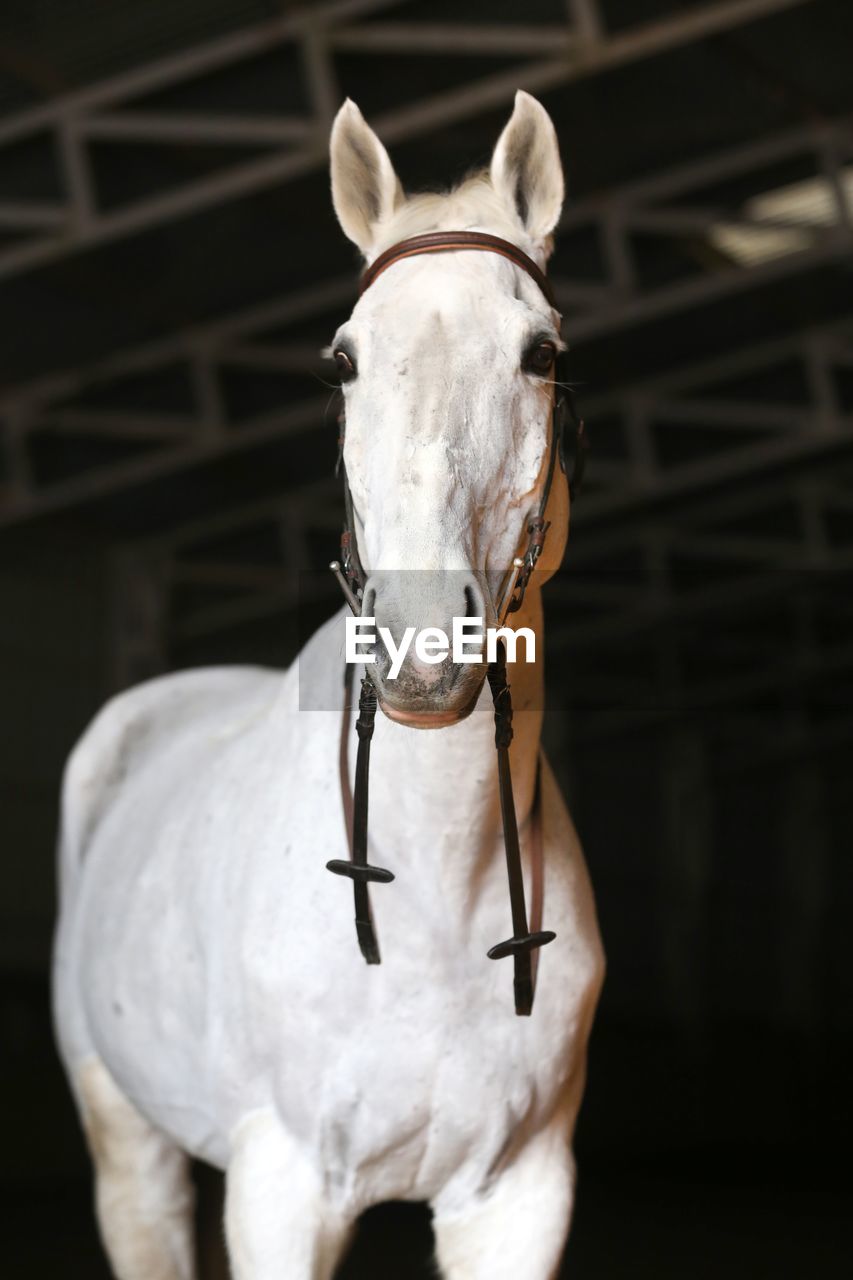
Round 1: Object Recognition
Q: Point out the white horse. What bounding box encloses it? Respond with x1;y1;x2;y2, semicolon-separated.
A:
52;91;604;1280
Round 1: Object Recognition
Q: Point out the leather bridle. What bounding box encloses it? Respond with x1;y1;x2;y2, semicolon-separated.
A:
326;231;587;1016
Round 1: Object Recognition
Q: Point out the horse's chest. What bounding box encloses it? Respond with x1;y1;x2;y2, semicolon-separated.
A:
262;854;584;1206
285;973;562;1208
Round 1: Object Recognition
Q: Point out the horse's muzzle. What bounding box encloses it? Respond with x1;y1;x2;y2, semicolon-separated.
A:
360;569;490;727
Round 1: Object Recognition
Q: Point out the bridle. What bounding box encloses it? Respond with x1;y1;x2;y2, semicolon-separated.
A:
326;230;587;1016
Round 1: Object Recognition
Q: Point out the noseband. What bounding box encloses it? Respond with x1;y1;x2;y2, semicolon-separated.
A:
326;231;587;1016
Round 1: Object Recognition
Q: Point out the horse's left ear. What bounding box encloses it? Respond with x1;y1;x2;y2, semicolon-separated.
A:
490;91;564;249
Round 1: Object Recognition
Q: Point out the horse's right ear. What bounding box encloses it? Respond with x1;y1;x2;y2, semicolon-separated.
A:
330;100;403;257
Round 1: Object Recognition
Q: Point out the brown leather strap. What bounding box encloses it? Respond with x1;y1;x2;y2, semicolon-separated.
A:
327;674;394;965
360;231;557;309
485;641;555;1016
338;660;355;857
528;758;546;995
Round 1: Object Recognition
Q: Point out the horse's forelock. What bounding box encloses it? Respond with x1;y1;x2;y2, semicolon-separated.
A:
370;171;528;258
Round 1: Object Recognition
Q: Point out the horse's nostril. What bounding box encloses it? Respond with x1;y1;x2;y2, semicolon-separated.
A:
464;579;485;620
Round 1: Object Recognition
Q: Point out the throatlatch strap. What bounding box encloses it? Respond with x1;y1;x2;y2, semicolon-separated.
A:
327;675;394;964
486;641;556;1016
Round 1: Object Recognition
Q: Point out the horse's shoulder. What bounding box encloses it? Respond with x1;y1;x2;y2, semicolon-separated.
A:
62;666;282;859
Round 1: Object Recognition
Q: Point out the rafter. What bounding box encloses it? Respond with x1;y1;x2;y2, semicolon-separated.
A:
0;0;815;282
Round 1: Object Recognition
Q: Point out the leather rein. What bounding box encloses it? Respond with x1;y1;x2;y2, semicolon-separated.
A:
326;231;587;1016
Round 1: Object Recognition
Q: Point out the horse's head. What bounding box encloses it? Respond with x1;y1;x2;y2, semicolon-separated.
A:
329;91;569;726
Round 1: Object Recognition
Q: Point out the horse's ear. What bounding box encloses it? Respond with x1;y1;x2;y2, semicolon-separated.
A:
330;99;403;256
490;91;564;248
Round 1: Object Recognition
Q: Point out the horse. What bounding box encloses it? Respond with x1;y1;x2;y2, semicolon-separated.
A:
52;90;604;1280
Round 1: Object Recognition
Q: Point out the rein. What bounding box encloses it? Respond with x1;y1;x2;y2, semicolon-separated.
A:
326;231;586;1016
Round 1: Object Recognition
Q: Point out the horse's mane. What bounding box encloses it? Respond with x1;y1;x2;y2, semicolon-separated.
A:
372;170;534;256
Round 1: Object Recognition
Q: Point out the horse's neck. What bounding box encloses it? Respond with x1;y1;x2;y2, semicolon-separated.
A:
365;591;545;905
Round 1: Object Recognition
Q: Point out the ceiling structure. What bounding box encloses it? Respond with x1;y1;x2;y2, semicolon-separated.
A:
0;0;851;768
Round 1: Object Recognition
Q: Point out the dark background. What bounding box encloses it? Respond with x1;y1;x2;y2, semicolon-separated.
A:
2;1;852;1275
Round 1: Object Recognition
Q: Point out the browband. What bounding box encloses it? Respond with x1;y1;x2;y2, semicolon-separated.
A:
359;230;557;310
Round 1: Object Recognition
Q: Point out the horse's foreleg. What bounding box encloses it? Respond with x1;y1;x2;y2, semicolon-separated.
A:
77;1056;196;1280
431;1124;576;1280
225;1111;353;1280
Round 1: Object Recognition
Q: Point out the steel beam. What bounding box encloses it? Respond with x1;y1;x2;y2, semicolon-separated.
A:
2;303;851;530
0;108;849;528
0;0;815;283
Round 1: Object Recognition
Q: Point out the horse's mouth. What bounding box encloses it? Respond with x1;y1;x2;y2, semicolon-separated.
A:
379;689;480;729
375;667;486;730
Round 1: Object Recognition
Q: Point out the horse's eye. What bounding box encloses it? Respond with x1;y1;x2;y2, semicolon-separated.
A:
334;349;356;383
524;341;556;376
